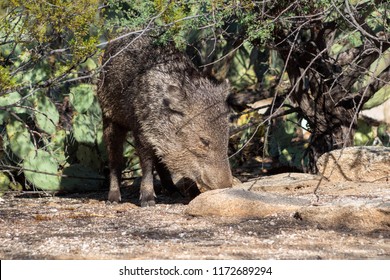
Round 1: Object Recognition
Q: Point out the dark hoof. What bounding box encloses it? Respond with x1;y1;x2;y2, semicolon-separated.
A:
108;189;121;203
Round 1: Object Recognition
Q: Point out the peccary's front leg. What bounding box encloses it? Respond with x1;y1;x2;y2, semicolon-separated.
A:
139;156;156;207
103;118;127;203
135;139;156;207
139;157;156;207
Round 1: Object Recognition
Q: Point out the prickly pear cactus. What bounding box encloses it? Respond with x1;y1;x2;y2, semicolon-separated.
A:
0;172;11;193
48;129;67;165
69;84;95;113
72;113;97;145
1;82;107;193
6;119;35;159
33;92;59;135
0;172;23;193
61;164;104;192
0;91;27;124
23;150;61;191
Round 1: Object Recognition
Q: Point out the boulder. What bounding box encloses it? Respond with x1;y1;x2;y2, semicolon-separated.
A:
316;146;390;182
239;172;321;194
185;188;310;218
296;201;390;230
186;170;390;231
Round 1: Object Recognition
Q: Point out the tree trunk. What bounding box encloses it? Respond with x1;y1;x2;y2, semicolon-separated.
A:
275;21;390;173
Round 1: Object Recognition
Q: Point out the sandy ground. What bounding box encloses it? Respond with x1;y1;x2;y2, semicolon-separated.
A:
0;185;389;260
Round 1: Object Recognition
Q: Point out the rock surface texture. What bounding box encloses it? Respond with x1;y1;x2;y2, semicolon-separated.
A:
187;146;390;232
316;146;390;182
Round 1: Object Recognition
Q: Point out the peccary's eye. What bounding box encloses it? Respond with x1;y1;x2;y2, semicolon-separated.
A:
163;98;185;116
200;137;211;148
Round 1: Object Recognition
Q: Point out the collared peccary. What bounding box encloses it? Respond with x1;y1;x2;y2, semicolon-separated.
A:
97;34;233;207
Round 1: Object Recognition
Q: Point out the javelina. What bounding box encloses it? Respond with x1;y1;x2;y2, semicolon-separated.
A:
98;34;233;206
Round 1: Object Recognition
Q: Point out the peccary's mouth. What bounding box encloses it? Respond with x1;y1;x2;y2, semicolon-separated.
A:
186;169;232;192
188;173;211;193
197;182;211;193
196;173;220;192
196;169;233;191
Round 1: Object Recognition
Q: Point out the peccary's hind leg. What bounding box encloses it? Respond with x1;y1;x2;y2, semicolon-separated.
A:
103;118;127;203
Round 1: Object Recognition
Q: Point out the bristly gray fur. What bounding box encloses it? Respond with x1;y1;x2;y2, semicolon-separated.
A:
97;34;233;206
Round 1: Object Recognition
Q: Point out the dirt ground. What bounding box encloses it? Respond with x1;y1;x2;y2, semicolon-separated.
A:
0;182;389;260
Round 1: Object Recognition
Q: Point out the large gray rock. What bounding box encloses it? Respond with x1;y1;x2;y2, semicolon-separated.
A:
316;146;390;182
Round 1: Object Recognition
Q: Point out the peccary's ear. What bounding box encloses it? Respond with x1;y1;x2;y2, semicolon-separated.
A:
163;84;186;116
221;79;231;99
222;80;238;110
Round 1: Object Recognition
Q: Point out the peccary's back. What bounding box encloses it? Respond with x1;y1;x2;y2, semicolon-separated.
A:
98;35;198;128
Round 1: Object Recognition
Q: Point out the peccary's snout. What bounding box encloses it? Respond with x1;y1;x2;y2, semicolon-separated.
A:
198;160;233;192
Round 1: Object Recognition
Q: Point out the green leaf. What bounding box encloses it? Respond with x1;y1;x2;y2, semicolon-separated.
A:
6;119;35;159
72;113;96;145
34;93;59;134
48;129;68;165
353;49;390;93
23;150;61;191
69;84;96;113
76;144;102;171
0;172;11;192
80;58;97;71
363;84;390;110
354;119;375;146
0;91;27;124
